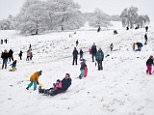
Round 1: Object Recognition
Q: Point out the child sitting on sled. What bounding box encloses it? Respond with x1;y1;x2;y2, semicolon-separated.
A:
39;79;62;95
39;73;72;96
9;60;17;71
49;79;62;91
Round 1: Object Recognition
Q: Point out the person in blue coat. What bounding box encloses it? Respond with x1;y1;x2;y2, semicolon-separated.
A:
10;60;17;71
96;48;104;70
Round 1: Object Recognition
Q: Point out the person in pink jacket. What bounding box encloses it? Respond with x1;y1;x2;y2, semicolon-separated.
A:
52;79;62;90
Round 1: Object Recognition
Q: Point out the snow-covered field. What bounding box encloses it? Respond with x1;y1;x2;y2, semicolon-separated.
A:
0;22;154;115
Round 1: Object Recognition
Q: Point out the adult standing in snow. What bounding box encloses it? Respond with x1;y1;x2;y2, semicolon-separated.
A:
96;48;104;70
144;33;148;45
1;39;3;45
26;70;42;90
91;43;97;62
29;51;33;60
146;56;153;75
97;26;101;32
1;49;9;69
19;50;23;60
8;49;14;62
145;26;148;32
72;47;78;65
76;40;79;47
4;39;7;44
29;44;32;51
79;48;84;60
26;50;30;61
110;43;113;51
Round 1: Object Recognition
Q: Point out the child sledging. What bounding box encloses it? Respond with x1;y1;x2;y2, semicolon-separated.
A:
39;73;72;96
9;60;17;71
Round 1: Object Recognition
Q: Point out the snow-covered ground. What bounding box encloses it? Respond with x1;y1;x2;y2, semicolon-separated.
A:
0;22;154;115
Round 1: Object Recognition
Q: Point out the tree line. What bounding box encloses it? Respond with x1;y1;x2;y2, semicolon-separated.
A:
0;0;150;35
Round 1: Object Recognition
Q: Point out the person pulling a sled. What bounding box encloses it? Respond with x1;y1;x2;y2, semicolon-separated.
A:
79;59;88;79
26;70;42;90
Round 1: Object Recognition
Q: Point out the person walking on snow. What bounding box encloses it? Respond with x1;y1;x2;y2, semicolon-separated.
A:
72;47;78;65
26;70;42;90
1;39;3;45
110;43;113;51
145;26;148;32
76;40;79;47
8;49;14;62
79;59;88;79
91;43;97;62
18;50;23;60
146;56;153;75
26;50;30;61
144;33;148;45
29;51;33;60
96;48;104;70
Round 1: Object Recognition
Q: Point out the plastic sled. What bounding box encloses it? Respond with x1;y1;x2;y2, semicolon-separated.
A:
84;67;88;77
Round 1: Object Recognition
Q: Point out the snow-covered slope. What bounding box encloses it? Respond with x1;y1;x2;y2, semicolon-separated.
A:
0;25;154;115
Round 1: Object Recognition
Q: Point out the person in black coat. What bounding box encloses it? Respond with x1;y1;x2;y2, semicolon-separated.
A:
72;47;78;65
146;56;153;75
145;26;148;32
4;39;7;44
39;73;72;96
97;26;101;32
8;49;14;62
110;43;113;51
76;40;79;47
1;39;3;45
144;33;148;45
19;50;23;60
52;73;72;95
1;50;9;69
91;43;97;62
79;49;83;60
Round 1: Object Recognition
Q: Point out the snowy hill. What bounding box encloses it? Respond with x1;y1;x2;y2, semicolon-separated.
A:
0;25;154;115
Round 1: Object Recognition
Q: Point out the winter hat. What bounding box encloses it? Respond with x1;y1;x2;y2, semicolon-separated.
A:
39;70;42;75
56;79;61;83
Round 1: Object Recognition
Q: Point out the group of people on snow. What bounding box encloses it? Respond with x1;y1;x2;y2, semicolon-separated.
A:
26;70;72;96
1;25;154;98
1;44;33;70
1;39;7;45
89;42;104;70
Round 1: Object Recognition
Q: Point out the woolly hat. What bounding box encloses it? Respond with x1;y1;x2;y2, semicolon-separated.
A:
39;70;42;75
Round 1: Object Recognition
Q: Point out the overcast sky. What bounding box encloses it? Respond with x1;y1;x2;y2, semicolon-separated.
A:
0;0;154;21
